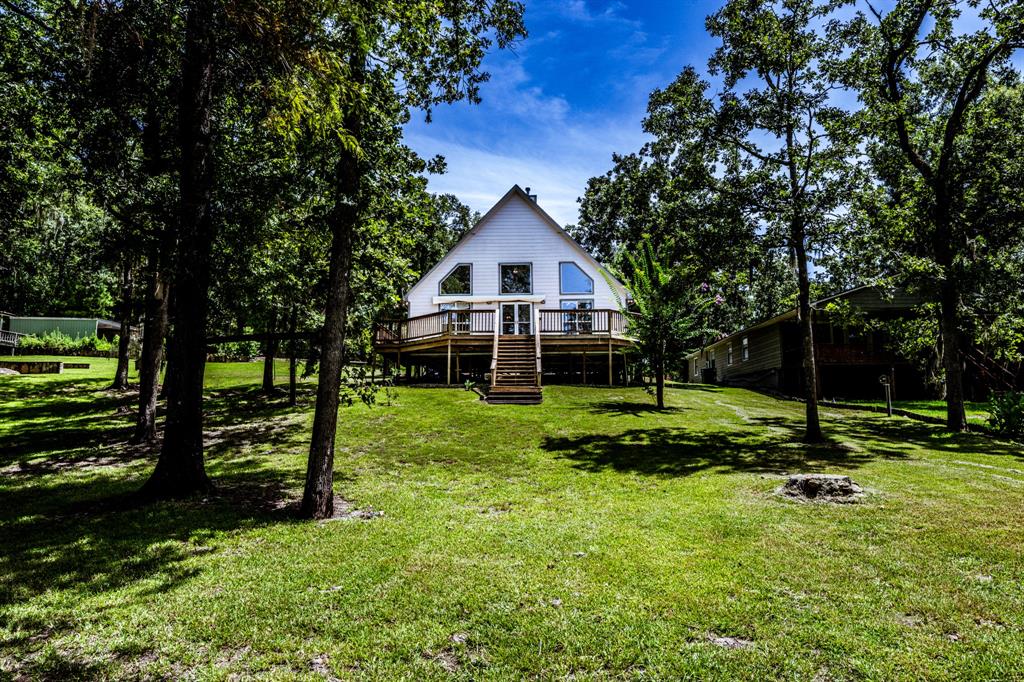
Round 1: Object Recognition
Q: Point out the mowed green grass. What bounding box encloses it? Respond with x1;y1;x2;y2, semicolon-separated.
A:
843;398;991;425
2;358;1024;680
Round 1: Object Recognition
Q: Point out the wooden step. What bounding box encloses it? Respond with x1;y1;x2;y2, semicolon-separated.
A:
486;385;543;404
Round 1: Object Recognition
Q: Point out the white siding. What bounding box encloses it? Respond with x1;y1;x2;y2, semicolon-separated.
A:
406;194;625;317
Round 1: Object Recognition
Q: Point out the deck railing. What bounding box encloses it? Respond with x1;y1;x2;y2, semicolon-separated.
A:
537;309;627;336
375;309;496;344
374;308;629;345
0;330;24;348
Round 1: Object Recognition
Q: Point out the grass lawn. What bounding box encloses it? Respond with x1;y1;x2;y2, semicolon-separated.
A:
841;398;991;426
2;357;1024;680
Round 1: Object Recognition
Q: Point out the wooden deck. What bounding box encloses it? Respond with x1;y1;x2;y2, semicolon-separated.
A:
374;308;635;387
374;308;633;354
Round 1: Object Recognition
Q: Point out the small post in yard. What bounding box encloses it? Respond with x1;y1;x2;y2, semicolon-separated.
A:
880;374;892;417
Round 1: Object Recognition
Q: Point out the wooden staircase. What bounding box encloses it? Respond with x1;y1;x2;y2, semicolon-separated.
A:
487;335;542;404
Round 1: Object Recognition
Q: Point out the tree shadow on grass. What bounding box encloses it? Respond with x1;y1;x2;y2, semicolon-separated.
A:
838;415;1024;461
548;403;1024;480
0;469;304;679
666;383;723;392
0;381;315;631
587;400;689;416
0;381;137;466
542;425;882;477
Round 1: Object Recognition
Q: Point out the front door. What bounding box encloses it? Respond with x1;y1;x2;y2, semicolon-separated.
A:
500;303;532;335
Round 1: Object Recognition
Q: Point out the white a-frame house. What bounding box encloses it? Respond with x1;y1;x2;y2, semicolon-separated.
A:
374;185;634;404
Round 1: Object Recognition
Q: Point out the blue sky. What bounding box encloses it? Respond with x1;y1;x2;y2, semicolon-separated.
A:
404;1;721;226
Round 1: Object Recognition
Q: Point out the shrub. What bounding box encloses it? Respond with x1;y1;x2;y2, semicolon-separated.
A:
15;330;117;355
17;334;45;352
987;391;1024;440
209;340;261;361
19;330;75;354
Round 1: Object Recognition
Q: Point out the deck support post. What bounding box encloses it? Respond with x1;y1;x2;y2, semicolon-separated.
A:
456;350;461;383
608;337;613;386
446;337;452;385
582;350;587;385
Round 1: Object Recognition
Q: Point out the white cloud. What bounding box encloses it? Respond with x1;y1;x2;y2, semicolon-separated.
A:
407;120;646;226
482;61;571;125
407;136;584;223
400;0;678;226
560;0;636;27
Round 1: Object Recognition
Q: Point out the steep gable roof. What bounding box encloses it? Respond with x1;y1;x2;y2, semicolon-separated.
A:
407;184;627;300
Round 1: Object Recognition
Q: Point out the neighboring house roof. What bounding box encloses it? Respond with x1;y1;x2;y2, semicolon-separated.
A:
406;184;628;302
10;316;117;323
684;285;919;360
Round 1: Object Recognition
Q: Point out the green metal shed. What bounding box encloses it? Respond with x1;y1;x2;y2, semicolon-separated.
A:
8;317;120;339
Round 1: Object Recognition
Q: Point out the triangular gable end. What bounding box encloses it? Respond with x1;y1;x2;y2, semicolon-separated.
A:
406;185;627;302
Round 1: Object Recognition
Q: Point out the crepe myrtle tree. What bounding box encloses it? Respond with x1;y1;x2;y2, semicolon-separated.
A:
609;239;716;410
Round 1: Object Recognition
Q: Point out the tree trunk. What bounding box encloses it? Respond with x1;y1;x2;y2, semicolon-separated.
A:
289;306;298;406
262;308;279;394
794;229;823;443
940;278;968;431
111;259;134;390
132;261;169;443
132;86;171;444
141;0;216;498
933;200;968;432
655;346;665;409
300;51;365;520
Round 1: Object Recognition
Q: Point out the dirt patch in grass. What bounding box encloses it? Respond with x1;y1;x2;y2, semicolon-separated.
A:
315;499;384;522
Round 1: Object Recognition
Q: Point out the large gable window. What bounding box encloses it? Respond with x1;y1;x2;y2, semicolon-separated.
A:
560;262;594;295
500;263;532;294
439;264;471;295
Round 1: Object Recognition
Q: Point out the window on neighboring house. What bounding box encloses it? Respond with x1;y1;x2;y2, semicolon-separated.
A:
559;262;594;294
439;301;472;333
814;322;832;345
694;360;700;377
560;299;593;333
500;263;532;294
727;344;734;366
741;336;749;361
439;264;471;295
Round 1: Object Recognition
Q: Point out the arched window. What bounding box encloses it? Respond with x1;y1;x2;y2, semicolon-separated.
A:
439;264;472;295
560;262;594;294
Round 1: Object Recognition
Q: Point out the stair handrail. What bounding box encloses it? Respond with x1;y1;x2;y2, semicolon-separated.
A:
533;306;542;386
490;308;500;387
